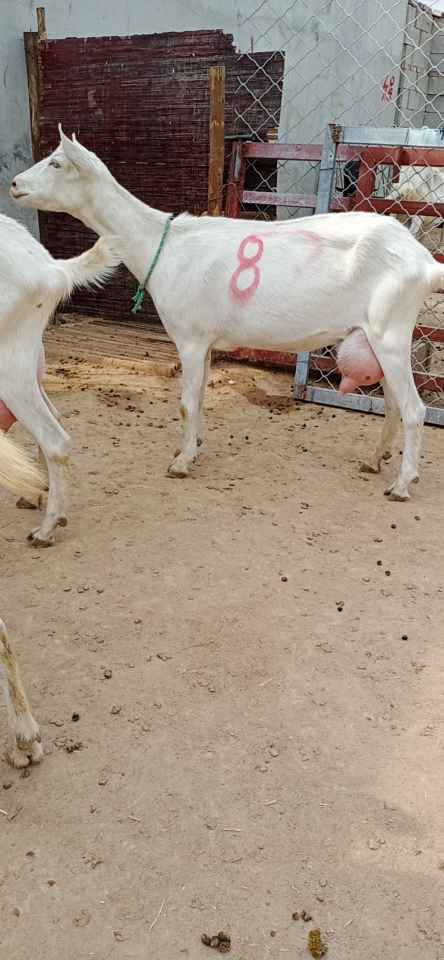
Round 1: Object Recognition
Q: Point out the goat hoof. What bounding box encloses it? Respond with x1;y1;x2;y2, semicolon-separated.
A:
360;461;380;475
167;454;190;478
27;528;55;547
384;486;409;502
58;516;68;527
197;436;203;448
8;715;43;767
7;739;43;768
6;747;32;769
29;739;44;763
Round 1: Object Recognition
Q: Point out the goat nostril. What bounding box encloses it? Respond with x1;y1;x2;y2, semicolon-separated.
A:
12;180;17;188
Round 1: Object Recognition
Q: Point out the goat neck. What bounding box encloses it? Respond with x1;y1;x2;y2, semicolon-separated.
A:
79;177;170;284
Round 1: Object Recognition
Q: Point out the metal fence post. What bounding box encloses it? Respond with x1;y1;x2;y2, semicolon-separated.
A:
293;123;339;400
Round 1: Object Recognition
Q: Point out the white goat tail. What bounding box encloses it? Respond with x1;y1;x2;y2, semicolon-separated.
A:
428;261;444;293
55;235;122;299
0;430;47;500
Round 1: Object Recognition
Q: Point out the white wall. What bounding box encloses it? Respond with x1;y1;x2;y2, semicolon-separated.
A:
0;0;409;230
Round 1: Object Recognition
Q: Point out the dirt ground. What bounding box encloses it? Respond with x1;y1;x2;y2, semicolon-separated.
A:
0;328;443;960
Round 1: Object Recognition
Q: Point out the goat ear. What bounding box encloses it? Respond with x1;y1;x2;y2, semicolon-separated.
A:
58;125;97;175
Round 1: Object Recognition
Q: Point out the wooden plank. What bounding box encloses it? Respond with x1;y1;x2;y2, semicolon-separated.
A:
217;347;296;368
241;142;362;162
242;190;318;209
242;190;351;211
243;143;323;161
225;141;243;217
208;65;225;216
23;31;41;162
37;7;47;39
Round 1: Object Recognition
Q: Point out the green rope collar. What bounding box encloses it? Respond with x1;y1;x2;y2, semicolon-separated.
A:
131;213;175;314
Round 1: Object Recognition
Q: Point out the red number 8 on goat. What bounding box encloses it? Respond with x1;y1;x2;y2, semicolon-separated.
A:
230;234;264;303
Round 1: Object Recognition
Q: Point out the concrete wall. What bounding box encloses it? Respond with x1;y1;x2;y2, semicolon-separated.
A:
396;1;435;127
0;0;415;231
424;8;444;127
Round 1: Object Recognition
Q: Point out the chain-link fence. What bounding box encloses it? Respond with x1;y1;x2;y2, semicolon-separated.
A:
228;0;444;422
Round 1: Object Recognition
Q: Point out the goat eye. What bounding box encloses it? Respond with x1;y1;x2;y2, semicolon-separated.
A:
49;160;61;169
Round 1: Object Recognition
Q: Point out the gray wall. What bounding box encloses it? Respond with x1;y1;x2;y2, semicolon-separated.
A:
0;0;421;231
396;0;444;128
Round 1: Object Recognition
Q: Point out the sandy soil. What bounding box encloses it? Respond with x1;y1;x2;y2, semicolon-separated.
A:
0;345;443;960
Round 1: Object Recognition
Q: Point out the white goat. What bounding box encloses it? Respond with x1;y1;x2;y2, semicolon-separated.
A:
0;619;42;768
11;127;444;501
344;159;444;244
388;165;444;248
0;213;120;544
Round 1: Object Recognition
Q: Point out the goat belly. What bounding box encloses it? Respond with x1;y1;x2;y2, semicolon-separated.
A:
337;328;383;394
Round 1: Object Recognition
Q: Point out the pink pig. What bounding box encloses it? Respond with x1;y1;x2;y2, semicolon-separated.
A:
0;347;45;432
337;328;383;394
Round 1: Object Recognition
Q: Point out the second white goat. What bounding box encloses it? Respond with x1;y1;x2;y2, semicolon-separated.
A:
0;212;120;545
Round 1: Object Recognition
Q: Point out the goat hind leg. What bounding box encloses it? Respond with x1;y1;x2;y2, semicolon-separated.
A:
0;620;42;768
360;380;401;474
368;347;424;500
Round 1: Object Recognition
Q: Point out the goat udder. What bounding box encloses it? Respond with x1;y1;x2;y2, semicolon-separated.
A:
337;328;383;394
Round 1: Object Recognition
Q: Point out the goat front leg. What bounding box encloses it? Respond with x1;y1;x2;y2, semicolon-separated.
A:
361;380;401;474
168;344;209;478
0;620;42;768
2;380;70;545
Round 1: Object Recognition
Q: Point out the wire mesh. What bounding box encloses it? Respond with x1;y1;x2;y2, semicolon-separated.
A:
230;0;444;417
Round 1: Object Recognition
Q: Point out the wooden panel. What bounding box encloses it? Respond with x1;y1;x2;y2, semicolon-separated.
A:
208;65;225;216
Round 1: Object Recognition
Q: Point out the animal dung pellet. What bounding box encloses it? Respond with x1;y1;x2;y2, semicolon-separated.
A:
201;931;231;953
308;928;328;958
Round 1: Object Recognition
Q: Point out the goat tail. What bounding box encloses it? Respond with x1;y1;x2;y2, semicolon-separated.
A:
0;431;47;501
427;261;444;294
55;236;122;299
